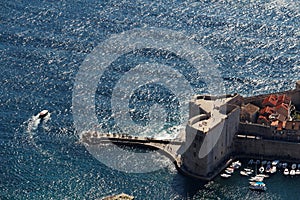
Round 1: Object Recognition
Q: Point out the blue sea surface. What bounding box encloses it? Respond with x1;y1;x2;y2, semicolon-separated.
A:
1;0;299;199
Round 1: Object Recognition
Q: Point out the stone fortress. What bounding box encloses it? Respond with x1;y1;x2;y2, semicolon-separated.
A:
81;81;300;180
181;80;300;180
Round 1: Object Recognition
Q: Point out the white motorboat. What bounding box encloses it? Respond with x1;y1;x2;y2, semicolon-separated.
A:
38;109;49;119
284;168;289;175
225;167;234;174
272;160;280;166
240;171;249;176
231;161;242;169
292;164;297;170
290;169;296;176
249;181;267;191
221;173;231;178
249;176;264;182
256;174;269;178
296;169;300;175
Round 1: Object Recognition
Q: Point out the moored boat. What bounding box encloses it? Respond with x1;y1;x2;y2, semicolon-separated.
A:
240;171;249;176
221;173;231;178
290;169;296;176
284;168;289;175
225;167;234;174
249;176;264;182
282;163;288;169
259;166;264;173
272;160;280;166
231;160;242;169
249;182;267;191
248;159;254;165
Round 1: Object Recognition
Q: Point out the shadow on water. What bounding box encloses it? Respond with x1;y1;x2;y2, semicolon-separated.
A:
171;173;208;199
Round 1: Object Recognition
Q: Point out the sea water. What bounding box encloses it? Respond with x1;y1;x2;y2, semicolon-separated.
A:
1;0;299;199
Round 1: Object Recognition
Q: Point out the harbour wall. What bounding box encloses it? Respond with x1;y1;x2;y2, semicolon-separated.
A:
234;136;300;162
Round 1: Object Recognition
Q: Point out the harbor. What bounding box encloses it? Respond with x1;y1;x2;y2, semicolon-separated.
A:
220;159;300;192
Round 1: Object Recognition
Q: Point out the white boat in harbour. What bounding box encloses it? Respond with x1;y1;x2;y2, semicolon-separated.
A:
244;168;253;172
290;169;296;176
231;160;242;169
270;166;277;174
221;173;231;178
249;176;264;182
225;167;234;174
256;174;269;178
292;164;297;170
284;168;289;175
249;181;267;191
272;160;280;166
296;169;300;175
240;171;249;176
259;166;264;173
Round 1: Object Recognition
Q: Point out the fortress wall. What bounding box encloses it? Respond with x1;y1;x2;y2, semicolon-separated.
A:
238;123;273;138
189;99;203;118
182;105;240;178
203;106;240;177
234;137;300;162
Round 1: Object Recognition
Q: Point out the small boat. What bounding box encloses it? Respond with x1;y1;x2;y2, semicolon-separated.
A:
270;166;277;174
249;181;265;187
221;173;231;178
282;163;288;169
225;167;234;174
292;164;297;170
261;160;267;166
38;109;49;119
284;168;289;175
295;169;300;175
298;164;300;169
244;168;253;172
249;182;267;191
256;174;269;178
265;165;271;173
240;171;249;176
290;169;296;176
249;176;264;182
272;160;280;166
248;159;254;165
231;161;242;169
259;166;264;173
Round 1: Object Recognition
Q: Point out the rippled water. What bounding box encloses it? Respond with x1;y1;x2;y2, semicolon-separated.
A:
1;0;299;199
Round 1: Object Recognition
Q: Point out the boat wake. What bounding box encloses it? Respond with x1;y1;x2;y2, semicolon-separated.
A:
24;111;53;158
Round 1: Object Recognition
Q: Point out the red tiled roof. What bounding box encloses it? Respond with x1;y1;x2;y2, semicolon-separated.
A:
275;103;289;117
260;106;275;116
257;115;269;125
262;94;278;107
277;94;291;105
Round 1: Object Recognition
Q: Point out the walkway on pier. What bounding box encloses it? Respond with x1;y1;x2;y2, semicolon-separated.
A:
80;131;184;166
